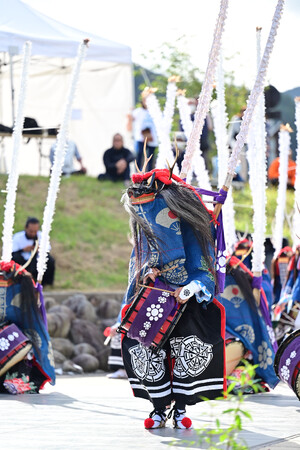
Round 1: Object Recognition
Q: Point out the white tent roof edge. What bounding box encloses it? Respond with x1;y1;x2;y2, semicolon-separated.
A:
0;0;132;64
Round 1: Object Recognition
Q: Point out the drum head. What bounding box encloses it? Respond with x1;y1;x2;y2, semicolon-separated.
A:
0;343;32;376
274;329;300;377
226;341;245;363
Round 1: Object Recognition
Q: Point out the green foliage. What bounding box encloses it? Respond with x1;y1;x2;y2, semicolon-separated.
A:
195;361;261;450
136;38;249;120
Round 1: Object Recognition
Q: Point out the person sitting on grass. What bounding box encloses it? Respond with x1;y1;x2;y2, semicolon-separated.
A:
98;133;134;184
12;217;55;286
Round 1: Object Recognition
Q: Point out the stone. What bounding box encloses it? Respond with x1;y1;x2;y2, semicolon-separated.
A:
63;294;97;323
53;349;66;366
51;338;74;359
44;297;56;311
48;304;75;321
62;360;84;374
73;343;97;358
96;299;121;320
72;354;100;373
96;347;110;371
47;311;72;338
69;319;104;351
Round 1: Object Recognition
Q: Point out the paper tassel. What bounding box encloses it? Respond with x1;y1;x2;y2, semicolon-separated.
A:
211;52;237;252
247;27;267;273
37;40;88;282
180;0;229;178
293;98;300;248
145;89;178;174
163;79;178;135
227;0;285;179
177;93;211;190
273;126;291;257
1;42;32;262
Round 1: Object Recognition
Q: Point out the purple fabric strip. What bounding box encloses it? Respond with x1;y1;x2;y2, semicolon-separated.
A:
193;187;227;294
259;294;278;353
36;283;48;329
128;279;176;347
252;276;263;290
278;336;300;387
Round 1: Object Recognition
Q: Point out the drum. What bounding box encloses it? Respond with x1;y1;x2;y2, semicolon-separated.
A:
0;323;32;377
117;279;186;352
274;328;300;400
225;338;245;375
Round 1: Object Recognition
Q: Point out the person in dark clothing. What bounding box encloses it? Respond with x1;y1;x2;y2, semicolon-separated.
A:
98;134;134;183
12;217;55;286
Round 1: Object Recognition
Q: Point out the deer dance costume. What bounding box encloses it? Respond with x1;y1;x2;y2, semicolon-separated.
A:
119;164;226;429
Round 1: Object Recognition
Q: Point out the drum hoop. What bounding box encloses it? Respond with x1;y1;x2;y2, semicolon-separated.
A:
274;328;300;376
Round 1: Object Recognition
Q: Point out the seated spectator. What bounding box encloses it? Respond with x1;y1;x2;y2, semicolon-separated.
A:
12;217;55;286
98;133;134;184
268;150;296;188
50;131;86;176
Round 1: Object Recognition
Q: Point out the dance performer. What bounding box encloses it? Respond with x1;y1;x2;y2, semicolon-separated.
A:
218;256;279;392
119;153;226;429
0;261;55;394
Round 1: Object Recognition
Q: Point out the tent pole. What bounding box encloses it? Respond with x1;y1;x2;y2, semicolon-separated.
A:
9;53;15;126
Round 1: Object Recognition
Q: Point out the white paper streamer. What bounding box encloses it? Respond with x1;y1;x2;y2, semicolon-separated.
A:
273;127;290;257
247;28;267;273
163;80;178;135
180;0;229;178
37;40;88;282
1;42;32;262
227;0;285;179
293;98;300;248
145;90;179;174
211;52;237;252
177;93;211;190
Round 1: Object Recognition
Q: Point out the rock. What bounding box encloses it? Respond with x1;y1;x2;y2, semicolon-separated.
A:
44;297;56;311
72;354;100;373
96;299;121;320
47;311;72;338
73;343;97;358
48;304;75;321
53;349;66;366
51;338;74;359
62;360;84;374
96;347;110;371
89;293;124;308
69;319;104;351
63;294;97;323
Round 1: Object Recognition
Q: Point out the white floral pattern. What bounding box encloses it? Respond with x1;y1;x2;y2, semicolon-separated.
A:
280;365;290;382
139;330;147;338
258;341;273;369
290;351;297;359
216;250;227;274
146;304;164;322
13;332;19;338
144;321;151;330
162;292;170;297
8;334;15;342
158;296;167;304
286;358;291;367
0;337;10;351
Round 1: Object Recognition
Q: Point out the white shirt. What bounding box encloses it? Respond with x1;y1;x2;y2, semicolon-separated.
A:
50;140;81;174
12;230;50;261
132;107;158;147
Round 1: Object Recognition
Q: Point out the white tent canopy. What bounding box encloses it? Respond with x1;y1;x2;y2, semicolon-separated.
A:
0;0;133;176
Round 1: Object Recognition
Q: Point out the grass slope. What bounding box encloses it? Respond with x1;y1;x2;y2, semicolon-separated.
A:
0;175;295;291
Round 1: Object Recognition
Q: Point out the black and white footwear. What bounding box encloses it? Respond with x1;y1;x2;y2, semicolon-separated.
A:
169;407;192;429
144;408;167;429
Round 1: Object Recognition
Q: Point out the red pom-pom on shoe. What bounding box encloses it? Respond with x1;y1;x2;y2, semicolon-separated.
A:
181;417;192;429
144;418;155;429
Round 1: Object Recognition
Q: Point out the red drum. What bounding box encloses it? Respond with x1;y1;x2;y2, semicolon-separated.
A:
118;279;186;352
0;323;32;376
